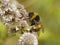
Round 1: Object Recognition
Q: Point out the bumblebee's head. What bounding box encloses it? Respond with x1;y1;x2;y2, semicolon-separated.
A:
29;12;34;18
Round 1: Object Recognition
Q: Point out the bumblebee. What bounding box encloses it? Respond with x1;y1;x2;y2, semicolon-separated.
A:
29;12;40;25
29;12;41;32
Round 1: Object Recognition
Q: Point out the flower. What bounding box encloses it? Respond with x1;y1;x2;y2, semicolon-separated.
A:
18;32;38;45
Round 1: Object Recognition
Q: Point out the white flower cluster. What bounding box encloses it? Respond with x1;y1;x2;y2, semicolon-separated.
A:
0;0;30;32
19;32;38;45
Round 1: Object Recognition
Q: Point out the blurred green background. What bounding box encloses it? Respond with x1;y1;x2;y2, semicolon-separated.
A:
0;0;60;45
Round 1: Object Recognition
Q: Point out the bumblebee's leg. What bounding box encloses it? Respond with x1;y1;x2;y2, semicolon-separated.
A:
41;24;44;33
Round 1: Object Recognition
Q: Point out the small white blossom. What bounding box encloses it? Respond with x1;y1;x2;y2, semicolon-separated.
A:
19;32;38;45
0;8;5;16
10;3;22;18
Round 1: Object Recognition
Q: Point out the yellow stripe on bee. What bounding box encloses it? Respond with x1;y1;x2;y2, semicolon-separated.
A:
33;24;41;29
30;13;38;20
